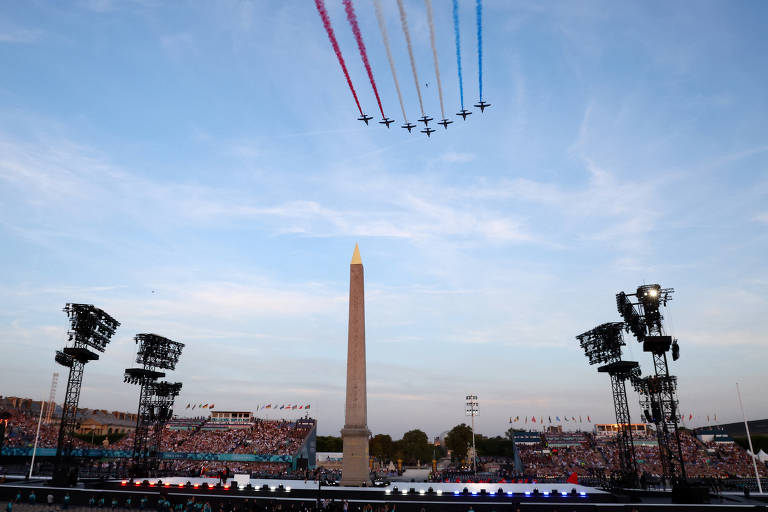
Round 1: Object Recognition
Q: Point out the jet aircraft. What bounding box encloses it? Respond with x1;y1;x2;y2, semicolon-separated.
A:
379;117;394;128
474;100;491;112
456;109;472;120
401;122;417;133
418;115;433;126
358;114;373;125
421;127;436;138
438;118;453;129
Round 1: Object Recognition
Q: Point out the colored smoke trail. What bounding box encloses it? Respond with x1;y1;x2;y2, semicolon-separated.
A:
476;0;483;100
373;0;408;123
452;0;464;110
425;0;445;120
396;0;425;115
314;0;363;116
343;0;385;120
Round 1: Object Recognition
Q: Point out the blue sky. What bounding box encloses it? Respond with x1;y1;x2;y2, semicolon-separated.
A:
0;0;767;438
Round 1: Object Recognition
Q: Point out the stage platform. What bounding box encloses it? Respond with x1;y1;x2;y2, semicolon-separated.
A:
3;477;768;511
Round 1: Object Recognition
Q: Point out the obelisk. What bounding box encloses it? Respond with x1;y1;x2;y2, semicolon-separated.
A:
340;243;371;486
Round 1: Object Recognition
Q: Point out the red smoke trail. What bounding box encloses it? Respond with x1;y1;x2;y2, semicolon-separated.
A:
314;0;363;116
343;0;385;120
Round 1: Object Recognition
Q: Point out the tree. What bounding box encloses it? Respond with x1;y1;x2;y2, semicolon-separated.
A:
316;435;342;452
370;434;394;461
445;423;473;462
399;429;432;464
476;435;515;457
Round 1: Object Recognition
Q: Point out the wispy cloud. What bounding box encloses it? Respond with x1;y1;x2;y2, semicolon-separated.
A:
0;28;42;44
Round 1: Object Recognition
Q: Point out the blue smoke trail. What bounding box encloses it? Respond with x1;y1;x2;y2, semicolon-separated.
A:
452;0;464;110
476;0;483;101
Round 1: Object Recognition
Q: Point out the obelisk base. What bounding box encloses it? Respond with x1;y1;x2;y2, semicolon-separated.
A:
340;426;371;486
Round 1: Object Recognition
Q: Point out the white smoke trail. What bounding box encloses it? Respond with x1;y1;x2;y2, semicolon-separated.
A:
396;0;424;115
374;0;407;123
424;0;445;120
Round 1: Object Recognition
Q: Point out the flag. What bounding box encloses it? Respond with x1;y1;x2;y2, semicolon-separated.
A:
209;404;214;409
540;417;544;424
532;416;536;423
572;416;576;421
280;405;284;410
186;403;190;409
556;416;560;422
707;415;710;422
689;414;693;421
579;416;582;423
548;416;552;423
525;416;528;424
292;405;298;410
265;404;271;409
202;404;208;409
587;416;591;422
714;414;717;422
305;404;310;409
564;416;569;422
299;405;304;409
192;405;196;410
199;404;203;408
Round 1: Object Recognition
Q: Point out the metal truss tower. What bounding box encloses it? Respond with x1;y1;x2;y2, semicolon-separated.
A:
45;372;59;425
124;333;184;476
53;304;120;486
617;284;686;485
576;322;640;484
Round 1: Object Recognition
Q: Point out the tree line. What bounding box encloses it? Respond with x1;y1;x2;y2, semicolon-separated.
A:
316;424;520;464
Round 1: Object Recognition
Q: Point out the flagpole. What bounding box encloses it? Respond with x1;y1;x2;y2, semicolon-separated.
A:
736;382;762;494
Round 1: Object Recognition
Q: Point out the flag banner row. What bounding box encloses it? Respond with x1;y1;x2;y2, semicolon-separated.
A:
184;403;311;412
257;404;311;411
508;413;718;424
510;415;591;424
185;403;215;410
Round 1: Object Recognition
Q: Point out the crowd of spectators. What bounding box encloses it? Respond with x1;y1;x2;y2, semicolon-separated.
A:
515;430;768;481
1;411;313;465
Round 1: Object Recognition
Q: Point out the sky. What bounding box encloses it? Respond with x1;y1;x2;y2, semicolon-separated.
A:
0;0;767;439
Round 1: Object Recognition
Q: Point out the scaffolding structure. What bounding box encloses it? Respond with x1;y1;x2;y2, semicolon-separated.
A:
617;284;686;485
124;333;184;476
53;304;120;486
576;322;640;485
44;372;59;425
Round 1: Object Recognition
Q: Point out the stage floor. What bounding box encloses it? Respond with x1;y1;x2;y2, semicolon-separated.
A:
116;475;605;496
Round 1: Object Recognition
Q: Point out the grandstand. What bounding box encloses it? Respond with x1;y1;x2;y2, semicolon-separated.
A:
0;397;317;478
2;395;766;484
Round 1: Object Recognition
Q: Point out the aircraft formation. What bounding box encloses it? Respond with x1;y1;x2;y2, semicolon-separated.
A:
315;0;490;139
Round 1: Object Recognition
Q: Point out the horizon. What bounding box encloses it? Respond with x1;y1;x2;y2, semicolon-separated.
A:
1;1;767;440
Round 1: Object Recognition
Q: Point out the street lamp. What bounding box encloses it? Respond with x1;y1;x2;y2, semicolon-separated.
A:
465;395;478;474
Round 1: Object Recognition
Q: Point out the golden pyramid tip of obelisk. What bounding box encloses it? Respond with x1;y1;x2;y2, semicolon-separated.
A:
351;243;362;265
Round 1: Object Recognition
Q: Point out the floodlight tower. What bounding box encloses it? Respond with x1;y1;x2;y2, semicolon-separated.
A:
53;304;120;485
465;395;478;474
124;333;184;476
576;322;640;485
45;372;59;425
617;284;686;486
